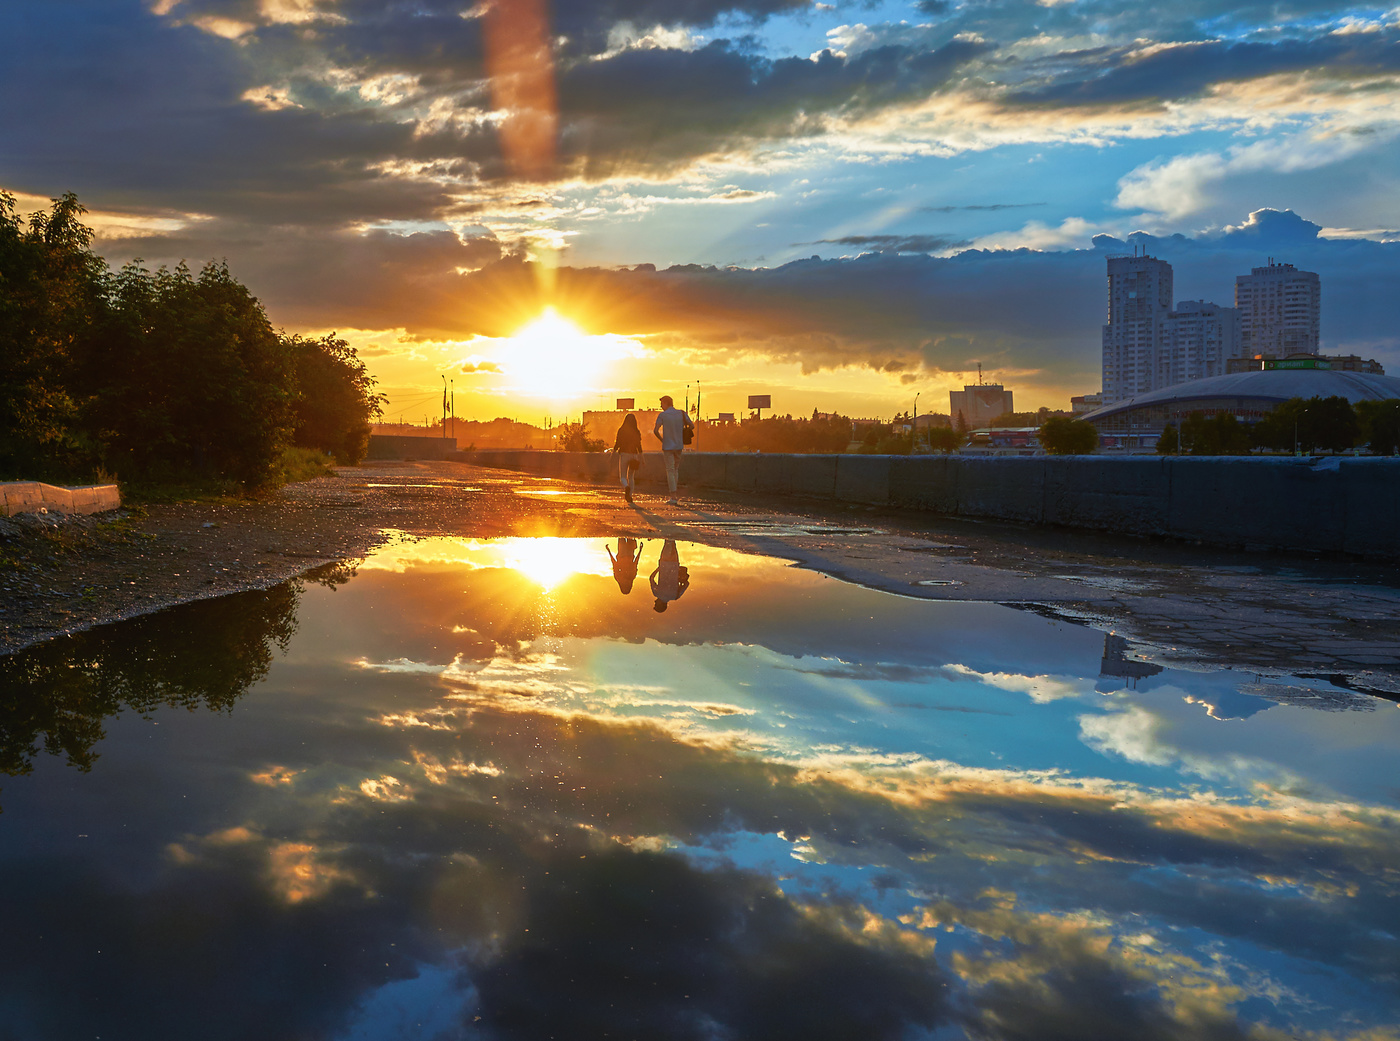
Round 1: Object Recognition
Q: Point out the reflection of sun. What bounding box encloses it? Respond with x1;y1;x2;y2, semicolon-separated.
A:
496;307;631;400
501;537;603;589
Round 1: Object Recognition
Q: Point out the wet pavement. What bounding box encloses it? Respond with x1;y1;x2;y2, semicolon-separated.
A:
1;463;1399;1040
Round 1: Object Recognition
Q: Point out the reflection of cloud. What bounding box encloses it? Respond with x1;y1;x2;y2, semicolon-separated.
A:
948;664;1091;703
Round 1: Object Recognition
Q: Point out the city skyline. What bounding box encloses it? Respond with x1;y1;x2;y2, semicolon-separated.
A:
7;1;1400;421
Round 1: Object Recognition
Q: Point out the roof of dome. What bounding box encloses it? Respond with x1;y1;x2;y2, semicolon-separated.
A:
1083;368;1400;422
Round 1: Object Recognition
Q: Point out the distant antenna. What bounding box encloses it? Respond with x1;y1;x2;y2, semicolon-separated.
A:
977;362;983;386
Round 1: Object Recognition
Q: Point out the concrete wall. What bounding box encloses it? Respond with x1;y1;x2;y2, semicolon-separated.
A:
455;450;1400;559
1;482;121;517
367;435;458;460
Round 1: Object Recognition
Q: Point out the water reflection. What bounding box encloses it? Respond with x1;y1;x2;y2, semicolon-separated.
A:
1;538;1397;1040
649;538;690;612
605;536;644;595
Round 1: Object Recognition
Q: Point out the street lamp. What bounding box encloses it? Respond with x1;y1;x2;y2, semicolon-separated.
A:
913;392;920;451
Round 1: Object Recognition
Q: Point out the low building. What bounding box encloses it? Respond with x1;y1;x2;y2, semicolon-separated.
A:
1226;353;1385;375
950;384;1013;428
1071;393;1103;415
1081;368;1400;449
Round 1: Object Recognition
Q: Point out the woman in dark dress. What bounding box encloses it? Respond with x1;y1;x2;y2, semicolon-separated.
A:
613;413;643;503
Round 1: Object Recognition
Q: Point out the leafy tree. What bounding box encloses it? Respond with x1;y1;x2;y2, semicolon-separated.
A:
89;260;299;488
0;192;108;479
1180;411;1251;455
1355;400;1400;456
1156;425;1178;455
556;421;605;452
927;426;962;453
1039;416;1098;455
1252;396;1359;454
288;333;385;464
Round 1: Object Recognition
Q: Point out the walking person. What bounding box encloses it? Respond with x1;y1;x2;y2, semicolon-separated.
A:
613;413;643;503
652;395;693;506
649;539;690;612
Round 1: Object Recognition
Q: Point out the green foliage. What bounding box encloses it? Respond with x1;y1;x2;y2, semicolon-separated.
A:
1355;399;1400;456
1179;412;1252;456
1252;396;1360;454
90;259;299;489
926;426;962;453
278;446;336;484
556;421;605;452
1038;416;1098;455
288;333;385;464
703;412;855;453
1156;425;1179;455
0;192;108;479
0;192;381;490
990;408;1066;427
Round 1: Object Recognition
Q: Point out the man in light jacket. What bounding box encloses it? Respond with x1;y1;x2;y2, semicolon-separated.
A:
653;395;694;505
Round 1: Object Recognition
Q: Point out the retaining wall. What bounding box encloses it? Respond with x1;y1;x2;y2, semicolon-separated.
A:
1;482;121;517
455;450;1400;560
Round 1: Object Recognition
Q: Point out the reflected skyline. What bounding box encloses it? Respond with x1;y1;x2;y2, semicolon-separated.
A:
1;537;1397;1039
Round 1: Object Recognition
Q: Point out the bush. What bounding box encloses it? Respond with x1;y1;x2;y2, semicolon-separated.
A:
288;333;384;464
1252;396;1359;454
1039;416;1098;455
1356;400;1400;456
926;427;962;453
0;192;382;490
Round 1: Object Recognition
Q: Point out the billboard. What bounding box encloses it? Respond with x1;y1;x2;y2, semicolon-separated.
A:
747;395;771;409
718;412;736;422
616;397;635;409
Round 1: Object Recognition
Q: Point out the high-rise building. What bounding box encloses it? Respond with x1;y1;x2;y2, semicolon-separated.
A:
949;384;1012;428
1234;260;1320;355
1102;254;1173;404
1160;300;1242;385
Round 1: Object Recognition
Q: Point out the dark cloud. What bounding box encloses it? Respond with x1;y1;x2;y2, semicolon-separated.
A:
554;38;992;176
803;233;971;253
99;224;507;330
475;848;949;1040
1006;32;1400;109
920;203;1046;212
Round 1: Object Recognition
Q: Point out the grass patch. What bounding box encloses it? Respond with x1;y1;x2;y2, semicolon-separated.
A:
278;447;337;485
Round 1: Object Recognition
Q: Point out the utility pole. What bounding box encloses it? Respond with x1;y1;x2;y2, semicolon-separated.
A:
913;391;920;452
441;376;448;438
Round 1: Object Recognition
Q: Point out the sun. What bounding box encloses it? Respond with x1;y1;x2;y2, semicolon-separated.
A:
497;307;628;400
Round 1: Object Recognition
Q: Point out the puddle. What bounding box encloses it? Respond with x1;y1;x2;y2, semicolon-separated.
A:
1;536;1397;1039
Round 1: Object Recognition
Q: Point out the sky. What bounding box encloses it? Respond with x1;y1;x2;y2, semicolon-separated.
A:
6;0;1400;421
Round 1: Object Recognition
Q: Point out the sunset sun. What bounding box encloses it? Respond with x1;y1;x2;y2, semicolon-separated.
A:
498;307;625;401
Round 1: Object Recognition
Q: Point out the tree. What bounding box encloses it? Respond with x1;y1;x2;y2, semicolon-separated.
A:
91;260;299;488
0;192;108;480
1356;399;1400;455
1156;425;1179;455
1039;416;1098;455
1180;411;1251;455
1252;396;1359;454
556;421;604;452
288;333;385;464
927;426;961;453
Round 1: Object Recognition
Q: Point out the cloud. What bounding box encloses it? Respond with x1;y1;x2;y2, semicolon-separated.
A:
803;233;971;253
459;360;503;374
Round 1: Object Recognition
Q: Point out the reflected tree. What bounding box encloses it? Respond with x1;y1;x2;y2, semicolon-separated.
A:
0;584;300;780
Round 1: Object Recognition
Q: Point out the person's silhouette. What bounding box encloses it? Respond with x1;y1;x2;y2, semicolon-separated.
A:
606;537;644;594
649;539;690;612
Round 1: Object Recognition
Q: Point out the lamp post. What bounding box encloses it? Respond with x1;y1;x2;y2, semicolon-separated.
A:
913;392;920;452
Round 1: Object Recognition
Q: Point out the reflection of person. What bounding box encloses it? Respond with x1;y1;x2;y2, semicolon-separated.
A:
649;539;690;612
605;537;644;594
652;395;693;506
612;413;643;504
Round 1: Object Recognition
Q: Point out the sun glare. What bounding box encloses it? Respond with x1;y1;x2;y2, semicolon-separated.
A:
500;537;607;589
495;308;633;400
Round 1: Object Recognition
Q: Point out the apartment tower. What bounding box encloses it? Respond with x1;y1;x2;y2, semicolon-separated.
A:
1234;261;1320;355
1102;253;1173;404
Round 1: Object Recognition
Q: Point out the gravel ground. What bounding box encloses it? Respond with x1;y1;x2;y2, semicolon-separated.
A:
4;459;1398;698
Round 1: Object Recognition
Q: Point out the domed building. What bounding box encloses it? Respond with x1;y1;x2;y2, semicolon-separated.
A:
1082;368;1400;450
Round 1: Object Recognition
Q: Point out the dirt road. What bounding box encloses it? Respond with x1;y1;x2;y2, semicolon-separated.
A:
3;460;1397;697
